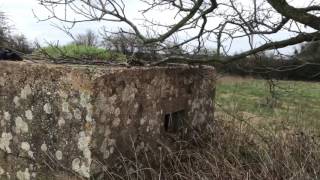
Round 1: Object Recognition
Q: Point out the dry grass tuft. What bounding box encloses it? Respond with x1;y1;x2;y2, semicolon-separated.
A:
92;115;320;180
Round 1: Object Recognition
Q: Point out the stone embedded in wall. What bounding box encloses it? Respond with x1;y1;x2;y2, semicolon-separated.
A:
0;61;216;179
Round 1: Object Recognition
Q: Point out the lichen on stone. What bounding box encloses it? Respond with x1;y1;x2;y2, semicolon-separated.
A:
112;117;121;127
0;166;4;175
0;132;12;153
58;117;65;127
78;131;91;153
20;84;32;99
43;103;52;114
16;168;30;180
3;111;11;121
85;107;93;122
13;96;21;107
21;142;30;151
62;102;70;113
15;116;29;134
25;110;33;121
72;158;90;178
140;117;146;125
75;131;92;177
80;92;91;108
21;142;34;158
55;150;63;160
40;143;47;152
121;83;137;102
73;108;82;120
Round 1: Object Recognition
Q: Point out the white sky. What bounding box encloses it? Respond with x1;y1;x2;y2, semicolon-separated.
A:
0;0;311;54
0;0;150;44
1;0;103;44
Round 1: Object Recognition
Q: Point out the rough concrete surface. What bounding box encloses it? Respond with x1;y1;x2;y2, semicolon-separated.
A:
0;61;216;179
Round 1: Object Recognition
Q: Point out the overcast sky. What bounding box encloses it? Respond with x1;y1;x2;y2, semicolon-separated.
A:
0;0;151;44
0;0;309;54
0;0;99;44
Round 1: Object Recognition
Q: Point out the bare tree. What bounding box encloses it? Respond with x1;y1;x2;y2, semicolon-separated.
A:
73;29;99;46
9;34;33;53
0;11;32;57
101;30;163;60
0;11;11;47
36;0;320;64
101;31;140;54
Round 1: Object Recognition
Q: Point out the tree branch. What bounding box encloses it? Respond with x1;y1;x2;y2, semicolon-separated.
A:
267;0;320;30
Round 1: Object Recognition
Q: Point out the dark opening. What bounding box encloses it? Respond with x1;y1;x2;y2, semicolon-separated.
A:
164;110;185;133
186;85;193;94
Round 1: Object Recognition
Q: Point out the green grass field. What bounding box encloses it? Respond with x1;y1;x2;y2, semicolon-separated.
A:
216;76;320;136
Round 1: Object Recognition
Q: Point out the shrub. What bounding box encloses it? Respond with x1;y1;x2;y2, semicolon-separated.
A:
40;44;111;60
110;52;128;62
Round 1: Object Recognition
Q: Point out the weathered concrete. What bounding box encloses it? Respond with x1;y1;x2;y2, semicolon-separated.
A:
0;61;215;179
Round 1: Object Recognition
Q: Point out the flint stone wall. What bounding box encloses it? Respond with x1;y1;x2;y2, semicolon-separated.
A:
0;61;215;179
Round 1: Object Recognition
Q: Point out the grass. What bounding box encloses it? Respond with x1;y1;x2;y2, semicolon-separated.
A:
216;76;320;136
